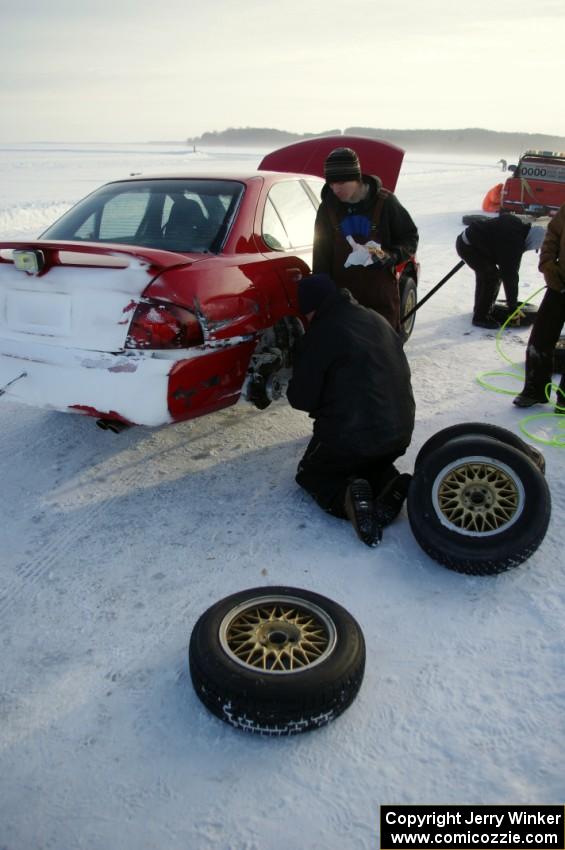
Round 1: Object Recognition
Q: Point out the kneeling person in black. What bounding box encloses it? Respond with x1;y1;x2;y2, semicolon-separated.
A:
287;274;415;547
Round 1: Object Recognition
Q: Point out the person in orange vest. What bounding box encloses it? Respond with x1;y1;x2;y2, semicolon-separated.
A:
482;183;503;213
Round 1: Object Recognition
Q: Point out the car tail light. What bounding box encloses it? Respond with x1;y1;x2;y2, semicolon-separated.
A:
125;299;204;349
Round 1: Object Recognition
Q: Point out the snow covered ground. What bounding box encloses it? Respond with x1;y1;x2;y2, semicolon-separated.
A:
0;143;563;850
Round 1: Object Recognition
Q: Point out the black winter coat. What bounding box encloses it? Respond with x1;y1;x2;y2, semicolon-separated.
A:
287;289;415;456
311;175;418;330
312;174;419;276
465;214;531;294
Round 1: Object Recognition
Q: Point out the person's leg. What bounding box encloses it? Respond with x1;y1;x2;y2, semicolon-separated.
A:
364;450;412;526
514;289;565;406
295;437;353;518
296;437;382;545
456;235;500;325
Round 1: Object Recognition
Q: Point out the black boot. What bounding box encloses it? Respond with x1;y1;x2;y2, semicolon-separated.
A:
344;479;382;547
513;345;552;408
374;473;412;526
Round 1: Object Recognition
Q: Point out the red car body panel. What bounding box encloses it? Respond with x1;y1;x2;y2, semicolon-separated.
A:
259;135;405;192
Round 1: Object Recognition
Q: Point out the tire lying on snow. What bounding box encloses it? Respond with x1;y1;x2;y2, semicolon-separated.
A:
414;422;545;475
407;435;551;575
491;300;538;326
189;586;365;735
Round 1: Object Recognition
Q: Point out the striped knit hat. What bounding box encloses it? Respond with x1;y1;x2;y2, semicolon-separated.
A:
324;147;362;183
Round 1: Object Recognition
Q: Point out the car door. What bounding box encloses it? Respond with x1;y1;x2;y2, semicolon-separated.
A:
259;177;324;311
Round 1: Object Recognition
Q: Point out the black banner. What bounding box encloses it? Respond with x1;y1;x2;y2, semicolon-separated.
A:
381;805;564;850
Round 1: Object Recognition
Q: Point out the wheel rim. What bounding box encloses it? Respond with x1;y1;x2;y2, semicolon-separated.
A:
401;285;416;335
219;595;337;675
431;455;525;537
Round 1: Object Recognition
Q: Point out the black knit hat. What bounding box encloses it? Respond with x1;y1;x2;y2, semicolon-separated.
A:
297;273;337;314
324;147;362;183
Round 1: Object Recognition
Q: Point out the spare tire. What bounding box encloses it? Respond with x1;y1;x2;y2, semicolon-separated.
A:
491;301;538;326
408;435;551;575
189;586;365;735
414;422;545;474
461;214;492;225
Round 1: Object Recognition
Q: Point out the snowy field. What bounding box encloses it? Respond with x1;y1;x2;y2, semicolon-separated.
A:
0;142;563;850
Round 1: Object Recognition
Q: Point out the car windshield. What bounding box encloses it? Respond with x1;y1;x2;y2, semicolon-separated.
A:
41;179;245;253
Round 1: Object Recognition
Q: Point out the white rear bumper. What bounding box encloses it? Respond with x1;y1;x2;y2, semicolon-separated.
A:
0;338;174;426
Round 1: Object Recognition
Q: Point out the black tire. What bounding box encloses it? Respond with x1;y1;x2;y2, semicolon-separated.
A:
461;214;492;225
189;586;365;735
554;336;565;375
414;422;545;475
491;301;538;326
399;276;417;343
407;435;551;575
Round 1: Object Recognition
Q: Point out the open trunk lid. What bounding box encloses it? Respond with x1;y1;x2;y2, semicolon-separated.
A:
0;240;198;352
259;135;405;192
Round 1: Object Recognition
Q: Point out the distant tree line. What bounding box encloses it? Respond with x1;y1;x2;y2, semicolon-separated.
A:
186;126;565;156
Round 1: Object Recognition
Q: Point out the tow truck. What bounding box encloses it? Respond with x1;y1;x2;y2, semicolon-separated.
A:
501;149;565;217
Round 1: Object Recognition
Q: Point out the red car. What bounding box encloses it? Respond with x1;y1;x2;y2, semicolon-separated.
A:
501;149;565;216
0;137;418;430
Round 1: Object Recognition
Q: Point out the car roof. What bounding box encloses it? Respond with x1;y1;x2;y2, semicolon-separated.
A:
103;171;325;185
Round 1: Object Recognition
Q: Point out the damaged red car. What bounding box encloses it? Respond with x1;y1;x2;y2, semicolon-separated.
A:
0;137;418;430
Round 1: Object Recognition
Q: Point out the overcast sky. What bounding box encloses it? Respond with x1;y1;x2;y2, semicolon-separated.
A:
1;0;564;143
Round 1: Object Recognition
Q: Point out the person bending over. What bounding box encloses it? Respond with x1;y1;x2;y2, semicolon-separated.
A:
455;214;545;329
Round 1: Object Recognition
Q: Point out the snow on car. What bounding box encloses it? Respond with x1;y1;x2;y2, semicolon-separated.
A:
0;137;419;430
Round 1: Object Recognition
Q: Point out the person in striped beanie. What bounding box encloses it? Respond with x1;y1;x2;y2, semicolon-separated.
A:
313;147;418;331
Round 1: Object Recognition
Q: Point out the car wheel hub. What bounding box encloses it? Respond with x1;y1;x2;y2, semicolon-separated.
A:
432;456;525;537
219;596;337;674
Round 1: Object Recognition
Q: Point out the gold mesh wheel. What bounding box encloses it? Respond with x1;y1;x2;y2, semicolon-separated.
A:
219;595;337;675
432;456;525;537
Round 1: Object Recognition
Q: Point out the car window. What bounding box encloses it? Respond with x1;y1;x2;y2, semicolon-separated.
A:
99;192;151;241
41;179;245;253
266;181;318;249
262;197;291;251
304;179;323;207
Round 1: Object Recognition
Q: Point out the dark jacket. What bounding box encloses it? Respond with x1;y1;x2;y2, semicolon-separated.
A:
464;214;531;295
287;289;415;455
311;175;418;330
312;174;419;276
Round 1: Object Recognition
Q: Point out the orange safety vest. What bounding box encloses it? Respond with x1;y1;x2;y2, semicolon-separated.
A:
481;183;503;212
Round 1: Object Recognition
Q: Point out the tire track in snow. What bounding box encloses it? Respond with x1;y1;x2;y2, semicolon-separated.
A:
0;440;169;627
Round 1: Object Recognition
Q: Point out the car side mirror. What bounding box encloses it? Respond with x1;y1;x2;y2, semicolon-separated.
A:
508;164;517;173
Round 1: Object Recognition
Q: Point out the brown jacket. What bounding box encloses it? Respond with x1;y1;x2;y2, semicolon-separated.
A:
539;204;565;292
